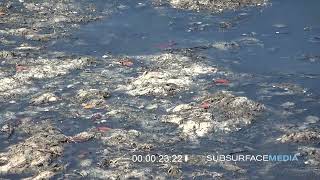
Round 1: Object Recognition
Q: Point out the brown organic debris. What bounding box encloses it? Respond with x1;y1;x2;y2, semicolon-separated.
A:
278;130;320;143
162;91;264;139
155;0;267;12
0;120;67;177
68;132;95;143
119;59;134;67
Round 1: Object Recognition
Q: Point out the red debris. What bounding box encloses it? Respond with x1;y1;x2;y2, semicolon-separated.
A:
15;64;28;72
214;79;230;85
200;101;210;109
119;59;134;67
0;10;5;17
96;126;111;132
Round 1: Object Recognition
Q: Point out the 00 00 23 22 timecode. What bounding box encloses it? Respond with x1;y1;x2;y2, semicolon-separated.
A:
131;154;184;163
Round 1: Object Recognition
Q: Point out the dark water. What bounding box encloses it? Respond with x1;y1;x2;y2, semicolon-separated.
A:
50;0;320;88
46;0;320;179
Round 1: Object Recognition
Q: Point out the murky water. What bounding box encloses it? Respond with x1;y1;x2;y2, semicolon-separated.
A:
1;0;320;179
48;0;320;179
50;0;320;102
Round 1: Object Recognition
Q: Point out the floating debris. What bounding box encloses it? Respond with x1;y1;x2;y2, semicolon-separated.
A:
277;130;320;143
305;116;319;124
214;79;230;85
117;53;217;96
15;64;29;72
272;23;288;28
299;146;320;166
200;101;210;109
0;120;67;178
280;102;295;109
68;131;95;143
162;91;264;139
119;59;134;67
155;0;267;12
31;93;59;105
96;126;112;132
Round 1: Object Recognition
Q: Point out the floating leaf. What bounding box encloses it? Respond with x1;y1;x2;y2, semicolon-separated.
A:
16;64;28;72
96;126;111;132
214;79;230;85
83;103;95;109
200;101;210;109
119;59;134;67
0;9;5;16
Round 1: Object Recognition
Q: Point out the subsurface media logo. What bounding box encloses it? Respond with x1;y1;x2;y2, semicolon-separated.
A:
206;154;299;162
